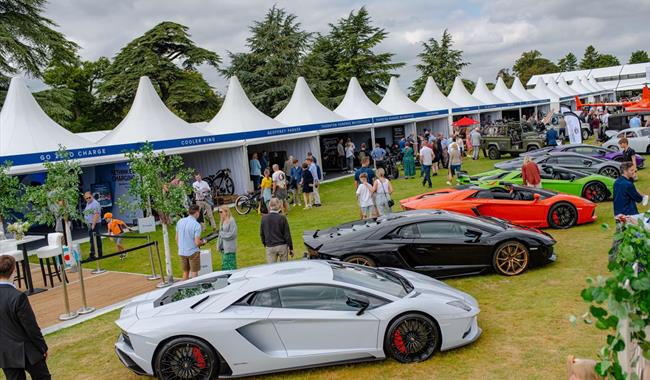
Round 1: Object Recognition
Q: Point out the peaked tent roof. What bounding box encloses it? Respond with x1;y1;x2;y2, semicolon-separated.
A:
205;76;286;136
579;75;599;93
377;77;428;114
545;78;572;98
472;77;506;104
99;77;205;146
557;77;579;96
588;76;607;91
492;77;522;102
447;77;484;107
334;77;390;119
76;131;109;143
510;77;539;101
416;77;459;109
276;77;345;125
529;77;558;102
1;78;91;156
570;76;592;95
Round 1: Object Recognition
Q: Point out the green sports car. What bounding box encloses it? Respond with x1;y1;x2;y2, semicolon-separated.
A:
458;165;614;202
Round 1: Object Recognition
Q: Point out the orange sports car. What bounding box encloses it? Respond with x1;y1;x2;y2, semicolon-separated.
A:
400;185;597;229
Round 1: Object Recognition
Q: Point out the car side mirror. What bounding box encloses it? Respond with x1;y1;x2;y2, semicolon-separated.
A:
533;193;541;202
347;296;370;316
569;174;576;182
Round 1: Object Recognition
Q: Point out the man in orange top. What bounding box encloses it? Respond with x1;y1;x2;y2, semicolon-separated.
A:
521;156;542;188
104;213;131;259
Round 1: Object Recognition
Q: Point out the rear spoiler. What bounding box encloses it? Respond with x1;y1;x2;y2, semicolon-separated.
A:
303;229;320;239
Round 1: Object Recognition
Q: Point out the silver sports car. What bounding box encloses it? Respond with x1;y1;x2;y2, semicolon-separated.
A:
115;261;481;379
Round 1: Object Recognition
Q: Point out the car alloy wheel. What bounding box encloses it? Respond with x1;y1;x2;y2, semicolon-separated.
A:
344;255;376;267
493;241;529;276
582;182;608;202
598;166;619;178
548;202;578;229
582;129;589;141
156;338;217;380
385;314;439;363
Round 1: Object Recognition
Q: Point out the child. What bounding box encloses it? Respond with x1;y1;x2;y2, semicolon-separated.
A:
355;172;375;219
104;212;131;259
260;168;273;213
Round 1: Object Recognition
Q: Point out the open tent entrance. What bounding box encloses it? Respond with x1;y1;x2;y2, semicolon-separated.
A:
501;109;520;121
247;135;320;177
480;110;503;125
319;128;372;177
416;117;450;138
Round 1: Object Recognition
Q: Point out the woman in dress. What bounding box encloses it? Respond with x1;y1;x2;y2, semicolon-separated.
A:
216;205;237;270
373;168;394;216
301;161;314;209
402;142;415;178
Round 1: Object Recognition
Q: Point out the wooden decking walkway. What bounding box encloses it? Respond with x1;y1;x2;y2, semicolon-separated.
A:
16;266;158;329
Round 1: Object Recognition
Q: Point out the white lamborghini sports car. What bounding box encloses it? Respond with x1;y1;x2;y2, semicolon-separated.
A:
115;261;481;379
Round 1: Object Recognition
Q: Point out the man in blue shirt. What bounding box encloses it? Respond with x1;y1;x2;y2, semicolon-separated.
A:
371;143;387;168
629;114;641;128
83;192;103;259
176;205;206;280
354;157;375;188
398;137;406;151
613;162;645;217
307;157;322;206
546;126;558;146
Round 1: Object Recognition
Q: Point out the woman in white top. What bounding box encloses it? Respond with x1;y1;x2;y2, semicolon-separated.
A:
373;168;394;216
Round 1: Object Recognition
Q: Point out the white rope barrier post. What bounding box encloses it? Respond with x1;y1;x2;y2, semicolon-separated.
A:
90;232;106;275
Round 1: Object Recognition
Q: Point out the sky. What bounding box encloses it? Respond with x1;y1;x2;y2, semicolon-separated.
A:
40;0;650;94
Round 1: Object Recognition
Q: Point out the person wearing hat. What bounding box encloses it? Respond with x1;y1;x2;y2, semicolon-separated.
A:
104;213;131;259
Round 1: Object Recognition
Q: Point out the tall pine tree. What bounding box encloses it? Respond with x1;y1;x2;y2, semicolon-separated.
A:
98;22;221;122
557;53;578;72
629;50;650;64
579;45;600;69
409;30;468;97
303;7;404;106
222;6;310;116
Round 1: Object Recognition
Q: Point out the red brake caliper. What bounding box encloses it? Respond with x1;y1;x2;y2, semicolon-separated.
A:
393;329;407;354
191;347;207;369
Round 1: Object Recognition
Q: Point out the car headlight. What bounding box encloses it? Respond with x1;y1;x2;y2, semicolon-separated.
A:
447;300;472;312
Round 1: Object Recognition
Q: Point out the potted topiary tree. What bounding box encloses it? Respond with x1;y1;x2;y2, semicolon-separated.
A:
120;143;193;284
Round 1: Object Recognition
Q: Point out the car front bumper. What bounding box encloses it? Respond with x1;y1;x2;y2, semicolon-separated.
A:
115;333;154;376
440;315;482;351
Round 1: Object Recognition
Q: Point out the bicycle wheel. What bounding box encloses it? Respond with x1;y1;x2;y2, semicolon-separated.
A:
219;177;235;195
234;196;252;215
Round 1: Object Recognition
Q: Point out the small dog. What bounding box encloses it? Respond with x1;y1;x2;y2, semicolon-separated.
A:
567;355;604;380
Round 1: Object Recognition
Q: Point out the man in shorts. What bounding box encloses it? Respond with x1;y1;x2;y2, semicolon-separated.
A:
175;205;207;280
272;164;289;214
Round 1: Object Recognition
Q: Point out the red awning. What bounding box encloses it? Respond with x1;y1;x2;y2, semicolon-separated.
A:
452;116;479;127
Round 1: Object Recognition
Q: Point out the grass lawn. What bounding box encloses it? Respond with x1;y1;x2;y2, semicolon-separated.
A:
12;150;650;380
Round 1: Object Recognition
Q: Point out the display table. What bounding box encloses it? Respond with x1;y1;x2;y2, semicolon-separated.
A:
13;235;46;296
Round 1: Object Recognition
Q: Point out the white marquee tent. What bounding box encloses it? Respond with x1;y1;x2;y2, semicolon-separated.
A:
334;77;390;122
545;78;572;99
557;77;580;96
491;77;522;103
570;76;592;95
510;77;539;101
579;75;599;93
416;77;459;110
447;76;484;118
1;78;90;158
472;77;506;105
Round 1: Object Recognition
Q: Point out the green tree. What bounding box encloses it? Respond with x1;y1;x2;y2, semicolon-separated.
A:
462;79;475;93
303;7;404;105
496;68;514;87
628;50;650;64
120;144;193;282
409;30;469;97
42;57;114;131
512;50;559;85
25;147;82;255
222;6;310;116
98;22;221;122
0;161;23;239
557;52;578;72
0;0;77;90
580;45;600;69
594;54;620;68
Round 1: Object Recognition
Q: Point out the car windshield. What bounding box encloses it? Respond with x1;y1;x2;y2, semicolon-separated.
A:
330;262;411;298
483;172;510;180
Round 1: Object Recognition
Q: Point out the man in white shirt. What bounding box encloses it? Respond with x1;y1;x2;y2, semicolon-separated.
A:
307;157;322;206
192;171;216;230
355;172;374;219
272;164;289;214
419;144;434;188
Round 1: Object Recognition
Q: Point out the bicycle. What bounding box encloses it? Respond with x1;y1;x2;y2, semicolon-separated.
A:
234;190;262;215
383;155;400;180
206;168;235;198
